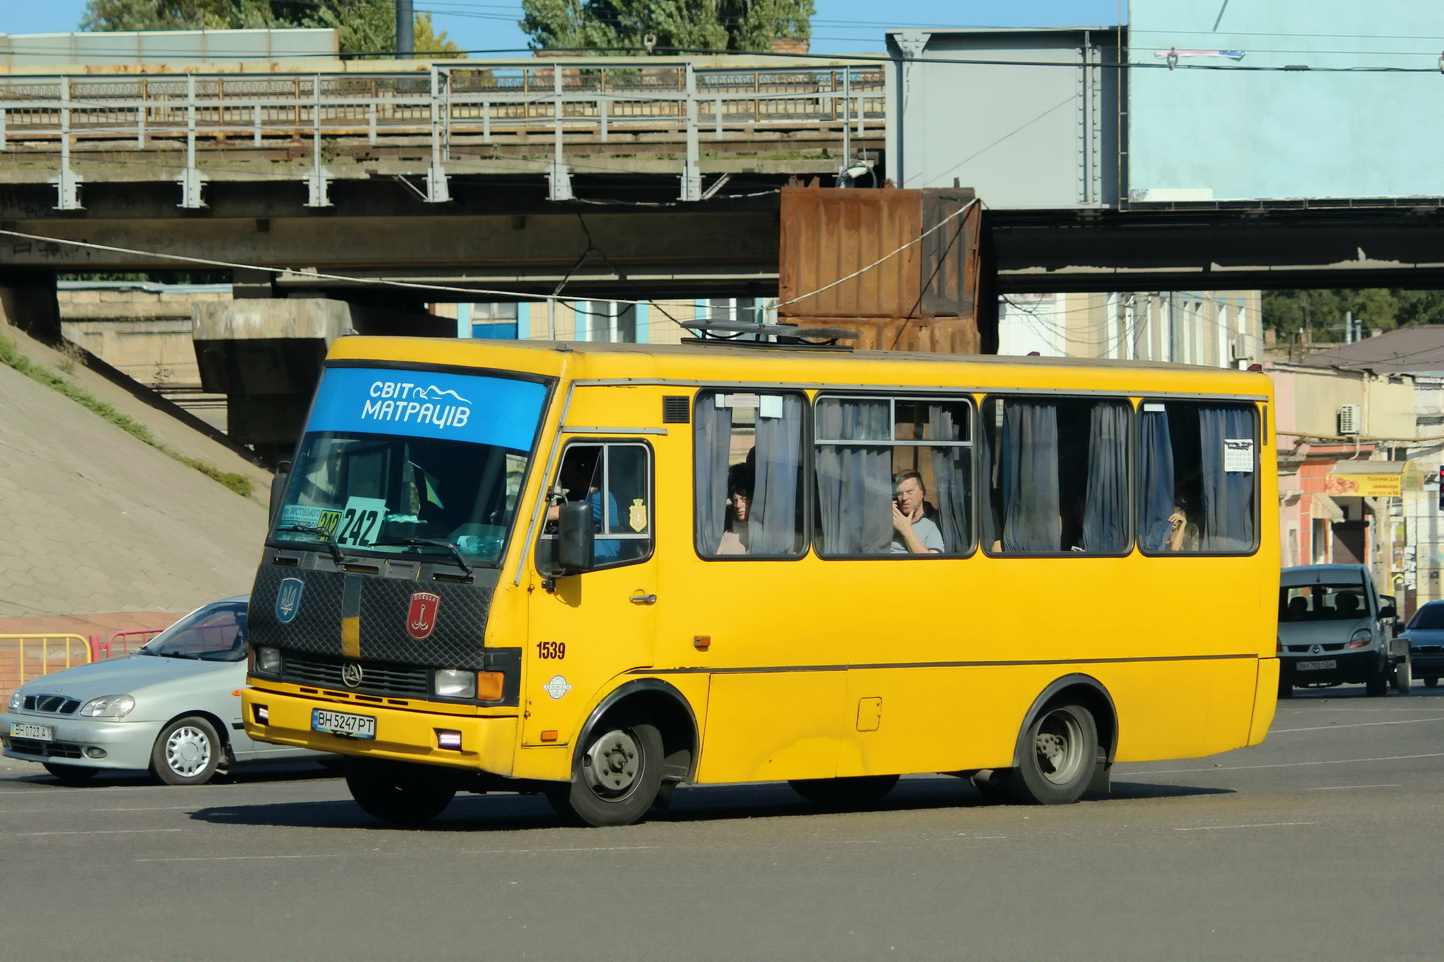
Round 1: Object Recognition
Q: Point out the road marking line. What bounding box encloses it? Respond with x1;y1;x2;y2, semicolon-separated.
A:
19;829;184;836
1274;718;1444;733
136;844;663;863
1306;784;1401;791
1130;751;1444;774
1175;822;1316;831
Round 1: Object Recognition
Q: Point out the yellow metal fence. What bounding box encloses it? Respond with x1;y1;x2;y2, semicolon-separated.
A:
0;635;92;706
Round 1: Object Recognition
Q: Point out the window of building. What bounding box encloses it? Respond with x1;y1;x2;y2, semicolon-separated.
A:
469;302;519;340
1138;400;1258;554
813;395;973;557
980;396;1131;554
694;390;806;558
577;302;637;343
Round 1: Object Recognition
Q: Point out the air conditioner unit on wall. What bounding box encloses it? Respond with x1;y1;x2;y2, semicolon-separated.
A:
1338;403;1361;435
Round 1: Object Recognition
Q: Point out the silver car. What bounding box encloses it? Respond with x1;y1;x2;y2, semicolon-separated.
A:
1;595;326;785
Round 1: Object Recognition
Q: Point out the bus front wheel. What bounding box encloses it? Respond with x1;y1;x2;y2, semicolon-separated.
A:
344;758;456;825
1011;702;1099;805
549;719;663;827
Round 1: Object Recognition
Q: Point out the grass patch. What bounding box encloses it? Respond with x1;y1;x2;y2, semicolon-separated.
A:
0;329;253;500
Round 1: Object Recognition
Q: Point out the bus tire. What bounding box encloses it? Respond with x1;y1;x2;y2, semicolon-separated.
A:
344;758;456;825
1011;702;1098;805
150;715;222;785
789;774;899;807
1425;676;1438;689
550;719;663;827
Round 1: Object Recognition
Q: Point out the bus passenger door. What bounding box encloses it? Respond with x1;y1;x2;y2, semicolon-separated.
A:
523;440;657;747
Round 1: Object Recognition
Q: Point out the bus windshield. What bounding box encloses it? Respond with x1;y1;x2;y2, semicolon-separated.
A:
271;366;548;566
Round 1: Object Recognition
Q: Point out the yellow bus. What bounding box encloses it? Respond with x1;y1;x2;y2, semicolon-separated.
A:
243;335;1279;826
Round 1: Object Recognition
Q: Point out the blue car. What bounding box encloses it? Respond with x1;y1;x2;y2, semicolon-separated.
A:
1400;600;1444;689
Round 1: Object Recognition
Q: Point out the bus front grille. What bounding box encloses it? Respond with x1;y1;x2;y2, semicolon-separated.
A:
282;653;431;697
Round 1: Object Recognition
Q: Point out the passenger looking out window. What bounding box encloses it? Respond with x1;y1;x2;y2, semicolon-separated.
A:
694;391;805;558
813;396;972;557
716;462;754;555
891;471;943;553
1139;401;1257;554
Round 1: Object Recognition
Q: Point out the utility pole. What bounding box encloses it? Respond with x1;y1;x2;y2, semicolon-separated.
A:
396;0;414;59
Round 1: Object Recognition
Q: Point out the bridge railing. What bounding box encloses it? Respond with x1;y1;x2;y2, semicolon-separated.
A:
0;59;886;207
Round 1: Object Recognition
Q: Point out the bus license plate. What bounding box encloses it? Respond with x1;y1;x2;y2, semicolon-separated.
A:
1297;660;1336;671
312;709;375;739
10;722;54;741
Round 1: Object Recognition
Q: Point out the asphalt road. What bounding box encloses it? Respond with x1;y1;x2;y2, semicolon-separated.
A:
3;685;1443;961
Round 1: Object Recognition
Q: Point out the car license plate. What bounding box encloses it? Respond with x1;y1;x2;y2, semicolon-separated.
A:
9;722;54;741
312;708;375;739
1297;660;1336;671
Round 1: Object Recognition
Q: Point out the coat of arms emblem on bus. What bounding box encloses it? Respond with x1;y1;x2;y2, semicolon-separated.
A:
407;591;441;640
276;577;304;624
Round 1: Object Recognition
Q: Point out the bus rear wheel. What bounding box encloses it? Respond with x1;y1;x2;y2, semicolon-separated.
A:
344;758;456;825
1011;702;1098;805
789;774;899;807
549;719;663;827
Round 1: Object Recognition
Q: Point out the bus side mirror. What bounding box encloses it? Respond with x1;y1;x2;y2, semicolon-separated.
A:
557;500;595;573
268;461;292;525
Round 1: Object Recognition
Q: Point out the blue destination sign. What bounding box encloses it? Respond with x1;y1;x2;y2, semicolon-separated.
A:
307;367;547;450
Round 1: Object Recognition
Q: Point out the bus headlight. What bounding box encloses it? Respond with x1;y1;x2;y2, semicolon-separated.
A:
254;647;282;674
434;669;477;699
1348;629;1372;649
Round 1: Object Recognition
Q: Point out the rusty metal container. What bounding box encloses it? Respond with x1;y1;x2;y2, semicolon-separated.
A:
777;186;982;320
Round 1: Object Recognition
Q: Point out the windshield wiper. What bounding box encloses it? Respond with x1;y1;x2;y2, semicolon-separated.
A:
374;537;474;577
275;524;347;566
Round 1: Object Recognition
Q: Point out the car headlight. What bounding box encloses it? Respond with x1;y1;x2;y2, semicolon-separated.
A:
77;694;136;718
1348;629;1373;649
253;647;282;674
8;690;22;711
434;668;477;699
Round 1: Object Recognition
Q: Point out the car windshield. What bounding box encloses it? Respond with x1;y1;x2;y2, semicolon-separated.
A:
1279;581;1370;622
271;367;548;567
139;602;248;662
1407;604;1444;630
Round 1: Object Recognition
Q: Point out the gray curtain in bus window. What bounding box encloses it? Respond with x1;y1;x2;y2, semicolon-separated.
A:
693;394;733;554
750;393;805;555
1139;409;1175;551
1199;405;1256;551
1001;401;1061;552
815;399;892;554
1081;402;1128;552
927;404;971;552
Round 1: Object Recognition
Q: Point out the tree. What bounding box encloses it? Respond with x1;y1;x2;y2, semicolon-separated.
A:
519;0;814;55
1262;288;1444;341
81;1;461;58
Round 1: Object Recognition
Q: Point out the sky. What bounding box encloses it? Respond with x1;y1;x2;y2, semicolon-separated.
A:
2;1;1126;56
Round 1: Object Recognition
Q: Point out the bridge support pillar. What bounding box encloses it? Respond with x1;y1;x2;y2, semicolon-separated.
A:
193;297;453;463
0;270;61;344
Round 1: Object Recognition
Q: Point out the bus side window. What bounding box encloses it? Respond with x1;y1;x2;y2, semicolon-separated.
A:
1138;401;1258;554
694;390;806;558
813;395;973;557
538;441;653;571
981;396;1130;555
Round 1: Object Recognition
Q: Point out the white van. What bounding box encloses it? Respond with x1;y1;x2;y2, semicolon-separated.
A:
1277;564;1408;697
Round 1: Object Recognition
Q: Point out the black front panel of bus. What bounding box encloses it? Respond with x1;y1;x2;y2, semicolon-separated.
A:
250;563;496;671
